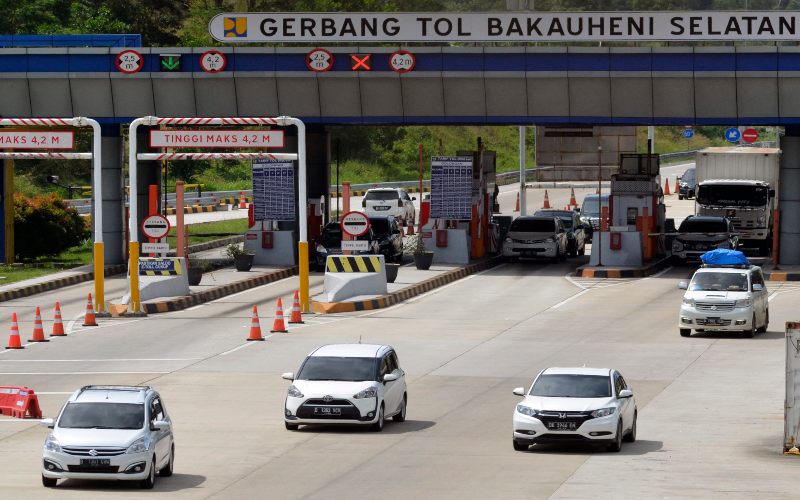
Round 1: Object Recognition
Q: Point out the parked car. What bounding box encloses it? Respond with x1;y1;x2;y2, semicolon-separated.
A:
40;385;174;489
534;209;588;257
362;188;416;226
369;216;404;263
512;367;637;452
678;167;696;200
677;261;768;338
671;216;738;264
314;221;380;271
580;194;609;242
282;344;407;432
502;216;568;262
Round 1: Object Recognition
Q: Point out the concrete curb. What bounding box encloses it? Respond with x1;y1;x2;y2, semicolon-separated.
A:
142;266;298;314
165;205;218;215
574;257;671;278
312;257;501;314
0;264;128;302
764;271;800;281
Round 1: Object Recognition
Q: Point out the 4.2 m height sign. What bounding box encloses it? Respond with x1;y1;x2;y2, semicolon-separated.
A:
150;130;283;148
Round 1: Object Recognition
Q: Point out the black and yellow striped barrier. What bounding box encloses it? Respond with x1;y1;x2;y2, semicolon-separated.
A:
325;255;383;273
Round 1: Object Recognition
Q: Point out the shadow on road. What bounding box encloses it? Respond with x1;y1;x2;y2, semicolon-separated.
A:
523;439;663;456
689;330;783;341
58;473;206;492
294;419;435;435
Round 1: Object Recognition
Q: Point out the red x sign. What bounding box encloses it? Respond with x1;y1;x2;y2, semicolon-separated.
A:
350;54;371;71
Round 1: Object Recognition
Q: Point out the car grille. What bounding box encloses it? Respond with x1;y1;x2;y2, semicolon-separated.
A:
695;302;735;312
695;318;733;326
535;411;594;428
67;465;119;473
61;446;126;457
296;399;361;419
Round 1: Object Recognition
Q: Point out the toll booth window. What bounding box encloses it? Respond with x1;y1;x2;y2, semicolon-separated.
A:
581;195;609;216
510;218;555;232
626;207;638;225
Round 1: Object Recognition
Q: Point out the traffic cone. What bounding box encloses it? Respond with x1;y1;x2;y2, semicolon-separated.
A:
6;313;23;349
674;177;679;194
663;178;671;196
514;192;520;212
82;293;98;327
569;187;578;207
289;291;304;324
238;191;246;209
543;190;551;209
270;298;288;333
247;305;265;341
51;302;66;337
29;306;48;343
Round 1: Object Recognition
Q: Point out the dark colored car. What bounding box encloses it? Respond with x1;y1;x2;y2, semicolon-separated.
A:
678;167;696;200
534;209;588;257
580;194;609;242
314;221;380;271
671;215;738;264
369;216;404;263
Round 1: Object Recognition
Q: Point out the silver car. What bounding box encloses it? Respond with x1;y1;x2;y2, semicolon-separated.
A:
41;385;174;489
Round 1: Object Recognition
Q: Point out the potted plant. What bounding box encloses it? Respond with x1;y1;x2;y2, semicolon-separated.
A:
385;260;400;283
225;243;255;272
410;234;434;270
187;258;212;286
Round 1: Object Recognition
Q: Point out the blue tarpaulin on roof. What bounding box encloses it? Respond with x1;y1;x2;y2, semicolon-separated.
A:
700;249;750;266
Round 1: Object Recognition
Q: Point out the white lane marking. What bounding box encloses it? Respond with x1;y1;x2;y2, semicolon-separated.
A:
0;358;198;363
33;392;73;395
208;279;298;303
65;312;84;335
182;304;205;312
0;371;169;375
551;289;590;309
644;266;674;279
68;319;144;334
768;292;778;302
220;335;274;356
565;273;588;290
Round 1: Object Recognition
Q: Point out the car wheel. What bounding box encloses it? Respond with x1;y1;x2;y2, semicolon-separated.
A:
745;314;757;338
679;328;691;337
285;422;299;431
578;244;585;256
558;248;567;261
140;456;156;489
512;440;529;451
623;411;637;443
608;421;623;452
757;310;769;333
159;444;174;477
393;394;407;422
42;475;57;488
371;404;385;432
678;195;684;200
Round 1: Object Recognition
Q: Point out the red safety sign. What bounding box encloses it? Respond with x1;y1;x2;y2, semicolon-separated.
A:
200;50;227;73
115;49;144;74
141;214;171;240
340;211;370;237
351;54;371;71
306;48;334;72
389;50;416;73
742;128;759;144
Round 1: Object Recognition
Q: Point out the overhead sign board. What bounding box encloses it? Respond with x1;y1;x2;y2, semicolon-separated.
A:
340;211;370;237
341;240;369;251
0;131;74;149
141;242;170;254
150;130;284;148
160;54;181;72
210;11;800;43
141;214;171;240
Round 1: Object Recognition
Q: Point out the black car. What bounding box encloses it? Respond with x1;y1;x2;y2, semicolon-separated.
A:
671;215;738;264
314;221;380;271
678;167;696;200
369;216;404;263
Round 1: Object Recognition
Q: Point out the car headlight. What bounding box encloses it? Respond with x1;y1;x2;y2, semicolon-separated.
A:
126;436;150;454
516;404;539;417
682;296;695;306
287;385;304;398
316;244;327;253
44;434;61;453
735;298;752;308
353;387;378;399
672;240;684;252
758;216;766;223
504;237;512;244
590;407;616;418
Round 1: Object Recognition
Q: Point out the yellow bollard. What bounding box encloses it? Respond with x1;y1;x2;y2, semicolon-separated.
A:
93;242;105;312
129;242;140;313
298;241;310;313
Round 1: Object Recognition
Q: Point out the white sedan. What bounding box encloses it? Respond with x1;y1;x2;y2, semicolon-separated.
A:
512;367;637;452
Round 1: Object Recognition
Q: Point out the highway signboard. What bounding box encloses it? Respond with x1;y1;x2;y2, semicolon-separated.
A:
742;128;759;143
0;131;74;149
724;127;741;143
150;130;284;148
340;211;370;237
141;214;171;240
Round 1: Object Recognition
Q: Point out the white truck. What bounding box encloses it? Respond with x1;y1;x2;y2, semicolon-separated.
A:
694;147;779;255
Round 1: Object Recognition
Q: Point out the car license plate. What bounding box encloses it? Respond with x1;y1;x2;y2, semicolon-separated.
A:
80;458;110;467
706;317;723;324
374;205;390;211
546;421;577;431
313;406;341;416
522;250;536;257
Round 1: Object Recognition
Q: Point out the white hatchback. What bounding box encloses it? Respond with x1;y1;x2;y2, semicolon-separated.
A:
362;188;416;225
283;344;407;432
512;367;637;452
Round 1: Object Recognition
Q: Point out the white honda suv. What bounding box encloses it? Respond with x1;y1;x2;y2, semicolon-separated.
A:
41;385;174;489
512;367;637;452
282;344;407;432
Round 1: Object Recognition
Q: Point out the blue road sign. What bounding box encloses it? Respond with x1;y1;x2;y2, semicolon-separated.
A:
682;128;694;139
725;127;741;143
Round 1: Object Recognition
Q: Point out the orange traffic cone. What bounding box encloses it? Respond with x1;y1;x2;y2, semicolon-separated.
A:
29;306;48;343
247;305;265;341
270;298;288;333
82;293;98;327
289;291;304;324
6;313;23;349
569;187;578;207
51;302;66;337
238;191;246;209
674;177;679;194
663;178;671;196
543;190;551;209
514;192;520;212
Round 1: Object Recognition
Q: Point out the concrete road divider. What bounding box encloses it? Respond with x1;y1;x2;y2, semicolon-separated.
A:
323;255;387;302
0;386;42;419
127;257;190;304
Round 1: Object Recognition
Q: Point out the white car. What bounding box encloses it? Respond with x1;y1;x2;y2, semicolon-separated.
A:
678;264;768;337
502;216;568;262
41;385;174;489
362;188;416;225
283;344;407;432
512;367;637;452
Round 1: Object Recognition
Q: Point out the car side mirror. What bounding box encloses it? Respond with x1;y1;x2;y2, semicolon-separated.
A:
752;283;763;291
677;281;688;290
618;389;633;399
412;196;416;201
281;372;294;381
512;387;525;396
383;373;398;383
151;420;170;431
40;418;54;429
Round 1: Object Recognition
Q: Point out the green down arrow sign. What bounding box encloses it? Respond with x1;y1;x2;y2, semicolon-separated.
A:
160;54;181;72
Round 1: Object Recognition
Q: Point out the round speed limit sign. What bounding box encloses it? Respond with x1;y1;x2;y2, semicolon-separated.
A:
115;49;144;74
389;50;416;74
306;48;334;72
200;50;227;73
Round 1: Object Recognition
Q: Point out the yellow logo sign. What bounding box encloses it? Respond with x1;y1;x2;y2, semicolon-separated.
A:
224;17;247;38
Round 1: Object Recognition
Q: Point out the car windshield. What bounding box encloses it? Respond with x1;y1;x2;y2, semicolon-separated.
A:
58;402;144;429
365;191;399;201
581;196;609;217
510;218;555;233
297;356;376;381
681;168;695;185
530;374;612;398
369;218;390;236
679;219;728;233
320;226;342;246
536;212;573;228
689;272;748;291
697;185;768;207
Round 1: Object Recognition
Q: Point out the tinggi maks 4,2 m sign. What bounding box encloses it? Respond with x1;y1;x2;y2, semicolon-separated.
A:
210;11;800;43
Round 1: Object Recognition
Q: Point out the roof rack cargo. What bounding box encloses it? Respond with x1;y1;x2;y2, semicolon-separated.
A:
700;263;750;269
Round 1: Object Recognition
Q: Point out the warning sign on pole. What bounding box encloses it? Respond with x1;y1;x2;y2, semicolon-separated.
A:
141;214;171;240
340;211;370;237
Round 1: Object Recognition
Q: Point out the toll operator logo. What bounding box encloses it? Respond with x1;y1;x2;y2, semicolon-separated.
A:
224;17;247;38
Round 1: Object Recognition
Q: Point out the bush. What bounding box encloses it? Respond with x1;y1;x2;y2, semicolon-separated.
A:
14;193;90;260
